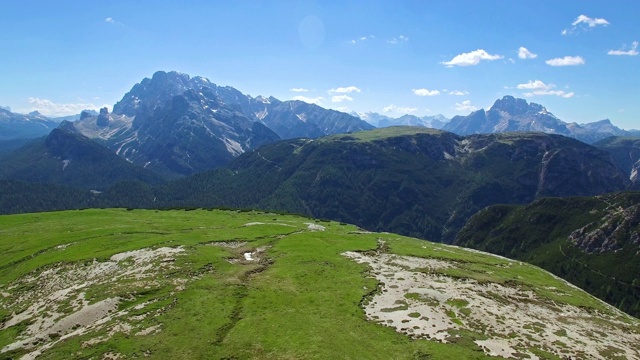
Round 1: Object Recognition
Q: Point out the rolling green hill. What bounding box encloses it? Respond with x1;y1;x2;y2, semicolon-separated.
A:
159;127;629;242
0;128;165;190
0;209;638;359
454;191;640;318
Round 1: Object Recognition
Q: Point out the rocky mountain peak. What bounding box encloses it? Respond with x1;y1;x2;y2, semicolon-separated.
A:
27;111;45;118
79;110;94;120
96;107;110;127
591;119;613;126
490;96;544;116
113;70;215;116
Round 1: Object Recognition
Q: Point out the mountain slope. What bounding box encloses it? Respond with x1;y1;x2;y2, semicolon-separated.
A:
454;191;640;318
160;127;629;242
0;127;164;189
0;209;637;359
595;136;640;189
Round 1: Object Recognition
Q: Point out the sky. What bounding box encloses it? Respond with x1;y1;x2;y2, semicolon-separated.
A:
1;0;638;129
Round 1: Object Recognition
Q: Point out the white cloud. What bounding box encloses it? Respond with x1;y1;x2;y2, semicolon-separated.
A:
349;35;375;44
292;96;324;105
518;47;537;59
387;35;408;45
516;80;551;90
105;17;115;23
382;104;417;114
412;88;440;97
608;41;639;56
328;86;361;94
572;14;609;27
562;14;609;35
448;90;469;96
524;90;575;98
454;100;478;112
331;95;353;103
441;49;503;67
516;80;574;98
25;97;107;117
545;56;585;66
290;88;309;92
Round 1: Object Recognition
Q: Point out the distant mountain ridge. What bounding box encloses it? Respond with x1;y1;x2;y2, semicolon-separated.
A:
0;108;59;141
444;95;639;143
354;112;449;129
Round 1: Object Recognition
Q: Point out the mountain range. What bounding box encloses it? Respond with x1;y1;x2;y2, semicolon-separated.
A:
67;71;372;177
354;112;450;129
1;71;640;319
443;95;640;143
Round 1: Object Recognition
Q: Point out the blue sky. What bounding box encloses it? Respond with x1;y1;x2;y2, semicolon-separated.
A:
1;1;638;129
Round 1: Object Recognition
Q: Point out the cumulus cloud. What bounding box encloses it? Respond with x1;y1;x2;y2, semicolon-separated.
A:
518;47;537;59
562;15;609;35
290;88;309;92
516;80;574;98
545;56;585;66
448;90;469;96
292;96;324;105
26;97;107;117
412;88;440;97
328;86;361;94
441;49;503;67
572;14;609;27
608;41;639;56
516;80;551;90
331;95;353;103
382;104;417;114
387;35;408;45
454;100;478;112
105;17;115;23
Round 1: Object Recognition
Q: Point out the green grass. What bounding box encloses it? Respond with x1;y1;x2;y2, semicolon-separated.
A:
0;208;637;359
327;126;445;142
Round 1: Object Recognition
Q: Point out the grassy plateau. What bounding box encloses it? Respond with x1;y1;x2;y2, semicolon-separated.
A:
0;208;638;359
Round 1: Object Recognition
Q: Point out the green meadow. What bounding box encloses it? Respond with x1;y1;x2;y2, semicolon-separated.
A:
0;209;637;359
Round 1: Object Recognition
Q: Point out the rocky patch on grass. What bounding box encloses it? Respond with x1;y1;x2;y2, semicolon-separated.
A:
343;250;640;359
0;247;190;359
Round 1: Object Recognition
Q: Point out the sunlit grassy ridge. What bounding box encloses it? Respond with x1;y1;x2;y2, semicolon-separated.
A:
325;126;446;142
0;209;637;359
